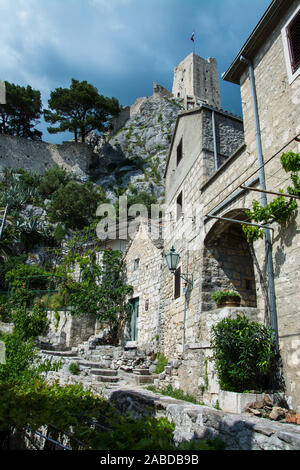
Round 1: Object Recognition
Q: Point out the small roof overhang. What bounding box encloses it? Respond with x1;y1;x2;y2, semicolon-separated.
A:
222;0;295;84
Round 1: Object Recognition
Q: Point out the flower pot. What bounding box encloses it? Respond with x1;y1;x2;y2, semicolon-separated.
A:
219;296;241;307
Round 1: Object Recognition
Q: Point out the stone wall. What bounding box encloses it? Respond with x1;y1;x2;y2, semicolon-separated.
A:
106;387;300;450
165;106;244;205
123;222;163;352
234;0;300;410
41;310;96;350
0;134;97;181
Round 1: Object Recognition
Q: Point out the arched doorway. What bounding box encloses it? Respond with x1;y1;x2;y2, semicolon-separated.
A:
202;209;257;311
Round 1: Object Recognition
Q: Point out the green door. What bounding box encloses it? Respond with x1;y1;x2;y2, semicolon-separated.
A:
129;298;139;341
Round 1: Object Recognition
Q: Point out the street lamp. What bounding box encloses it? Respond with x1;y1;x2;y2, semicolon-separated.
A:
165;246;193;288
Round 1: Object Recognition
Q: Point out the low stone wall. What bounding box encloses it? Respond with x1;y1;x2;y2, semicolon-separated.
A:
105;387;300;450
40;311;96;350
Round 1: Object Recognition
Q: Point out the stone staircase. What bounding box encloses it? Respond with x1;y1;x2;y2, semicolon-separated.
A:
39;342;159;390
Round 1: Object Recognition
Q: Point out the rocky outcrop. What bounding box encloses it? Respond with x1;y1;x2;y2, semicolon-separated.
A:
87;96;183;202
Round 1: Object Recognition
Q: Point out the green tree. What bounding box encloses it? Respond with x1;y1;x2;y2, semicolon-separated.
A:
47;180;105;230
44;78;120;143
0;81;42;140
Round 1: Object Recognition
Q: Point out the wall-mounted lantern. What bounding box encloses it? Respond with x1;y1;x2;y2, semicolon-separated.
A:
165;246;193;288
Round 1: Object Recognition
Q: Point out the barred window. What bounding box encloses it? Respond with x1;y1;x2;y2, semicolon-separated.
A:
286;10;300;74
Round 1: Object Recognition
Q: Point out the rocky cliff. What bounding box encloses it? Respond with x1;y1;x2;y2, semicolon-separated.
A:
87;95;183;202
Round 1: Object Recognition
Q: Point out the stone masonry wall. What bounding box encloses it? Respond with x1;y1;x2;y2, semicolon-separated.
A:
106;387;300;450
0;134;97;181
123;222;163;352
235;0;300;410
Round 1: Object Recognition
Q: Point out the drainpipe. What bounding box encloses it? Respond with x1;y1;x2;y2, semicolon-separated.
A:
240;56;279;352
212;110;218;171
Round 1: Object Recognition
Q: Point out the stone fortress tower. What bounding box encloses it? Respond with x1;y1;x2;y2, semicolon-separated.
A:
111;52;222;132
172;52;221;109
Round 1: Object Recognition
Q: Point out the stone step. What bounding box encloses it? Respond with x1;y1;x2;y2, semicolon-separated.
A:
93;375;119;383
41;350;80;358
78;360;106;369
132;368;150;375
90;369;118;376
119;370;156;385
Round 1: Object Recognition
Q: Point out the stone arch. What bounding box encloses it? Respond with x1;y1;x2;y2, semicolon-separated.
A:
202;209;257;310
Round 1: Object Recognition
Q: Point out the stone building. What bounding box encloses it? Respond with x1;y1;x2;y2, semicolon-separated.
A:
158;0;300;409
122;220;163;352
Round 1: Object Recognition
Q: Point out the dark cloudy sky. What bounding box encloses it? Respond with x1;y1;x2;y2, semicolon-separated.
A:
0;0;271;143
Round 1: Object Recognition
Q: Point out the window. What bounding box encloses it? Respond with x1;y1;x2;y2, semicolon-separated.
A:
286;10;300;74
282;6;300;83
176;191;183;221
133;258;140;270
174;267;181;299
177;138;183;166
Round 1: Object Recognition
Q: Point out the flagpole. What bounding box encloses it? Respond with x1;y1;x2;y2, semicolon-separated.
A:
194;28;195;54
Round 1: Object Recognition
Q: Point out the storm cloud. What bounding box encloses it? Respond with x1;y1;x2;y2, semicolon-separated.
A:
0;0;271;142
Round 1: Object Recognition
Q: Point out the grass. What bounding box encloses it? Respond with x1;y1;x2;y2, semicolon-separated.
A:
146;384;204;405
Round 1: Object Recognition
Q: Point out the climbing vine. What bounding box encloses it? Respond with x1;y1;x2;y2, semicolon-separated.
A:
242;152;300;325
59;248;133;344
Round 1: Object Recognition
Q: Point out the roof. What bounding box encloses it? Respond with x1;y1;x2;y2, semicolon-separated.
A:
222;0;295;84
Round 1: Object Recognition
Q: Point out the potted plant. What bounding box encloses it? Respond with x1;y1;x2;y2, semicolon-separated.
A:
211;290;241;307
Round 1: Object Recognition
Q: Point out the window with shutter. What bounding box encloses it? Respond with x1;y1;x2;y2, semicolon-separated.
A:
286;10;300;74
174;267;181;299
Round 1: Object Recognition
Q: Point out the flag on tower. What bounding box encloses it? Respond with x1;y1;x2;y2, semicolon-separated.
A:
190;31;195;42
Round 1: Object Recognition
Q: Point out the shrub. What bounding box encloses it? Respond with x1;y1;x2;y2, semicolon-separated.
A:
38;165;71;199
68;362;80;375
154;352;168;374
211;316;275;393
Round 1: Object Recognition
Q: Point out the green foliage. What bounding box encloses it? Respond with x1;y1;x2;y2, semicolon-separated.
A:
47;180;105;230
280;152;300;196
280;151;300;173
211;290;240;305
147;384;202;405
5;263;53;291
44;78;120;143
242;152;299;242
211;316;275;393
53;223;68;244
38;165;71;199
153;352;168;374
68;362;80;375
61;249;133;344
0;81;42;140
